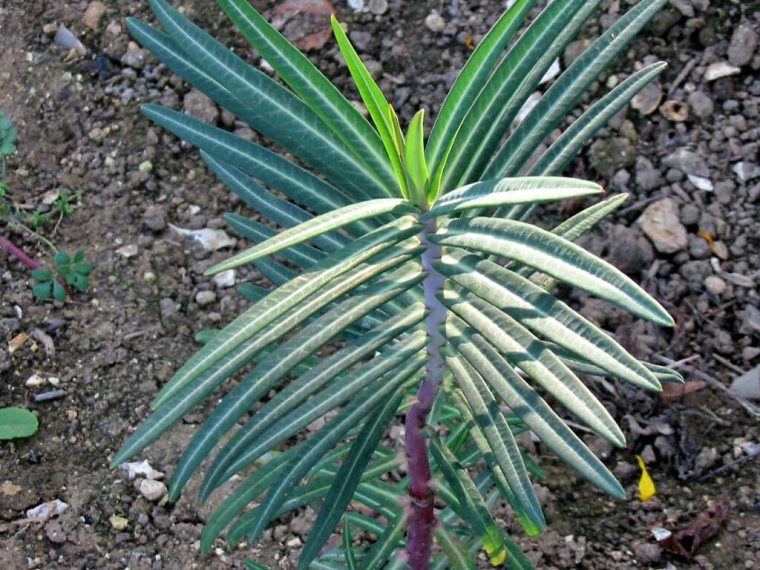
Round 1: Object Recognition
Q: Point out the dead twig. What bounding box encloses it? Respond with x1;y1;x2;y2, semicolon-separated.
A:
654;354;760;418
711;353;745;375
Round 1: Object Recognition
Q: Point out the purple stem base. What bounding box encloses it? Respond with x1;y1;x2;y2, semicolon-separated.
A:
405;219;446;570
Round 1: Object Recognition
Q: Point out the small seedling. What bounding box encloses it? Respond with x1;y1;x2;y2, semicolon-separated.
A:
0;109;93;302
0;407;39;440
32;250;93;301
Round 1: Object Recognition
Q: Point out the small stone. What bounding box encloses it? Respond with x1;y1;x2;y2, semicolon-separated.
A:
367;0;388;15
705;276;727;296
640;198;688;254
634;543;662;565
635;157;662;191
662;148;709;177
212;269;236;289
109;515;129;531
688;235;711;259
139;479;167;502
712;240;729;260
120;41;148;69
743;347;760;361
143;206;167;232
1;481;22;497
170;225;235;251
589;137;636;177
680;203;700;226
116;244;138;258
728;24;758;67
704;62;741;81
688;174;713;192
138;161;152;173
733;162;760;183
83;1;107;30
425;12;446;33
196;290;217;306
695;447;720;471
631;81;662;115
687;91;714;119
183;89;219;125
26;373;46;387
120;459;165;480
347;0;364;10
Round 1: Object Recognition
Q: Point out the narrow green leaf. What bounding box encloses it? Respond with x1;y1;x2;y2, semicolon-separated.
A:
443;341;545;530
202;305;425;498
427;176;602;218
436;251;660;390
298;386;405;569
140;103;355;217
110;236;421;468
343;519;358;570
330;16;408;198
202;152;350;252
432;217;674;326
449;321;624;498
429;437;511;566
442;0;601;190
405;109;429;207
167;263;424;500
149;0;389;200
426;0;537;172
224;214;323;269
208;329;427;491
360;510;406;570
434;525;478;570
487;0;668;178
154;216;419;407
207;199;417;275
226;364;422;546
217;0;396;189
530;63;667;176
442;288;626;445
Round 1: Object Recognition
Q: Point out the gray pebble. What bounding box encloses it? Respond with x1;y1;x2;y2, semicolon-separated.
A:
680;203;700;225
728;23;758;67
183;89;219;125
143;205;167;232
705;276;727;296
687;91;714;119
195;290;216;306
425;12;446;33
634;543;662;565
639;198;688;254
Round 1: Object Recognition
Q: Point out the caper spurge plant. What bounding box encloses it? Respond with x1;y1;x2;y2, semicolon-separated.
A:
114;0;683;567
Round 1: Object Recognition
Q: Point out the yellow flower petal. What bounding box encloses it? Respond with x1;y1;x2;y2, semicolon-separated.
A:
636;454;656;501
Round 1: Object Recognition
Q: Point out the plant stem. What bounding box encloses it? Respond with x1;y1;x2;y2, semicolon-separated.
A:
405;218;446;569
0;233;42;270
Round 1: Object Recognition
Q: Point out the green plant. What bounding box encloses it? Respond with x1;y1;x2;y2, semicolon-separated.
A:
0;110;17;178
0;109;92;302
32;250;93;301
113;1;682;568
0;407;39;440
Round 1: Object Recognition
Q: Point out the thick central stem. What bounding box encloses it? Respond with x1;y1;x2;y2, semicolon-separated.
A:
405;218;446;570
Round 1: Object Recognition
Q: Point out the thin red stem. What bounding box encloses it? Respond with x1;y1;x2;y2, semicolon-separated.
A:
0;233;42;270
